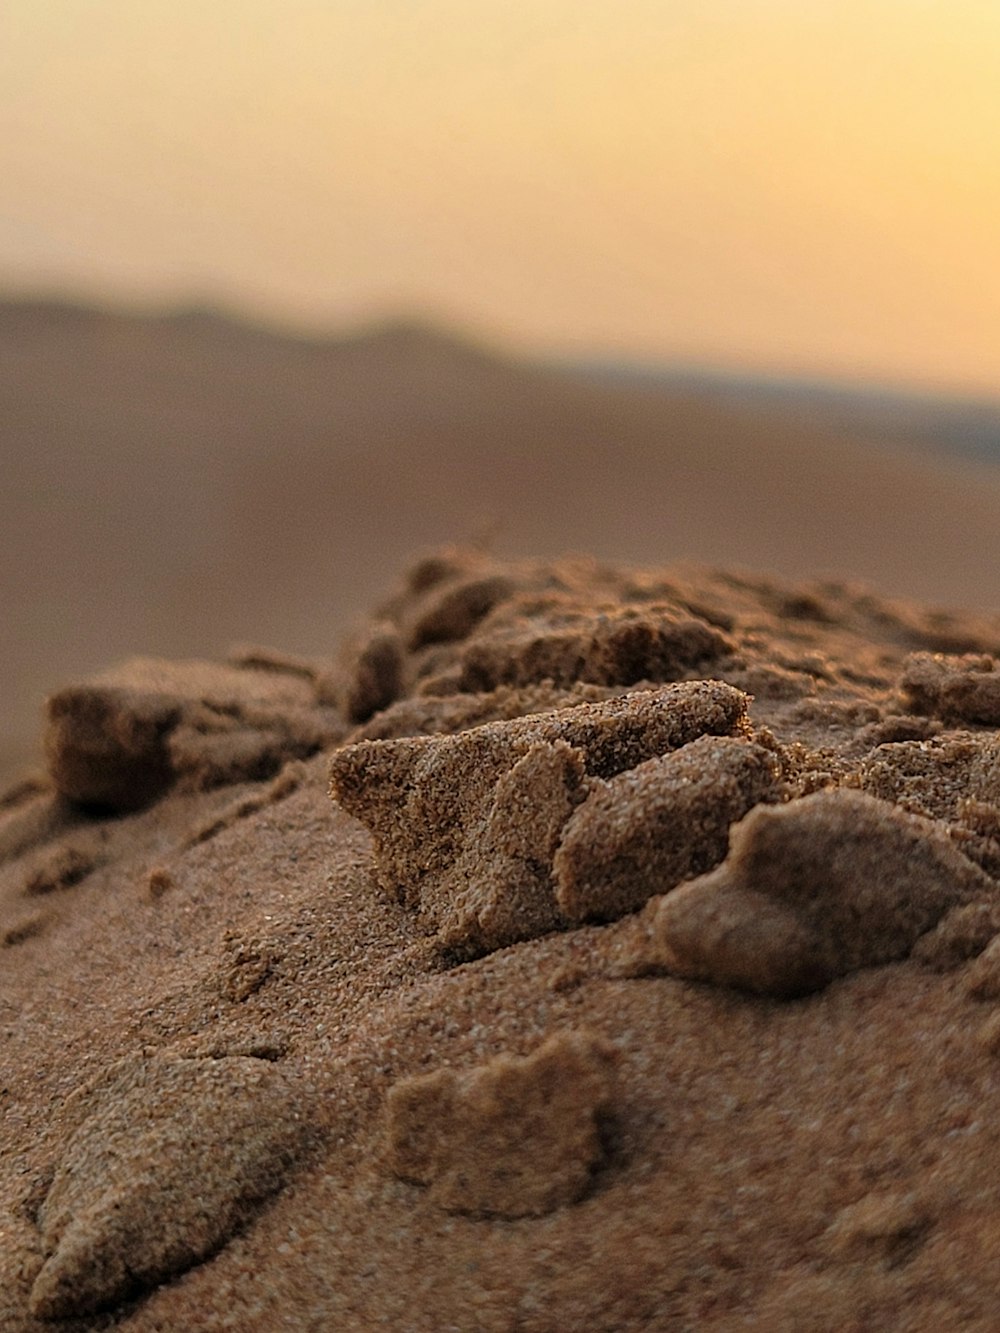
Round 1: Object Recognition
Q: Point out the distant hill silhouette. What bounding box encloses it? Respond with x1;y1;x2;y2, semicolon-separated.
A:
578;358;1000;469
3;296;1000;780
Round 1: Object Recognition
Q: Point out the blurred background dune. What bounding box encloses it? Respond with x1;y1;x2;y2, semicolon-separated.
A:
2;2;999;781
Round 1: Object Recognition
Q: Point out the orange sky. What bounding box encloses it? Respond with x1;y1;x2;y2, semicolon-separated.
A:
3;1;999;392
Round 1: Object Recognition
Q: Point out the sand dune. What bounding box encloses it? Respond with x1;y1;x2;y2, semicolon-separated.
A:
2;298;999;781
5;548;1000;1328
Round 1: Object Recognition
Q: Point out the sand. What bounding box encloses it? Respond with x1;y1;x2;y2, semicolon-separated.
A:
4;548;1000;1329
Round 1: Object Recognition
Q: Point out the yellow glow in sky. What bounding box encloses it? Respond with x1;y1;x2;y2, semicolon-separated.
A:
2;1;999;391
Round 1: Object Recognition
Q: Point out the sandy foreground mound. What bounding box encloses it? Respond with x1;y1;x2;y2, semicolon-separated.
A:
4;549;1000;1330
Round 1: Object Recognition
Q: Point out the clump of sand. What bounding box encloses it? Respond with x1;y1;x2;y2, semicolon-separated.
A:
3;548;1000;1330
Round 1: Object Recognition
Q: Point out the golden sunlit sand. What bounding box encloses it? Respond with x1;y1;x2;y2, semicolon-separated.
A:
4;549;1000;1328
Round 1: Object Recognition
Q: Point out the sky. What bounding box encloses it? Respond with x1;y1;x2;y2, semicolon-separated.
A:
2;1;999;393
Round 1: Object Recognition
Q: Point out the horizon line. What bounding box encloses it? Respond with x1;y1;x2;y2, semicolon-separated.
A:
3;283;999;413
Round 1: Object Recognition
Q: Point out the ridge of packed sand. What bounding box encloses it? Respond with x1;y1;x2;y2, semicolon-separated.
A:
4;548;1000;1329
5;298;1000;786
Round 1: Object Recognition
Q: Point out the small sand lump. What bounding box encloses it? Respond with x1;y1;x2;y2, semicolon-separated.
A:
456;604;732;691
29;1054;306;1319
46;657;340;810
900;652;1000;726
554;734;781;922
385;1030;617;1218
649;788;996;997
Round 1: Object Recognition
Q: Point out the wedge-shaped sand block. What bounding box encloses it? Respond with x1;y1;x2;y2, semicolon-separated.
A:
29;1055;305;1319
385;1030;617;1218
432;739;588;957
46;657;339;810
329;681;749;956
649;789;995;997
554;734;781;922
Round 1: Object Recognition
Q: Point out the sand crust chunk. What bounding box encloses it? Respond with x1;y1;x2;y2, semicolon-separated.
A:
28;1054;306;1319
554;733;782;922
329;680;749;955
385;1030;617;1217
901;652;1000;725
46;657;341;810
648;788;997;996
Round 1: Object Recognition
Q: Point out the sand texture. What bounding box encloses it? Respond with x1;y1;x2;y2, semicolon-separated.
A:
4;548;1000;1329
